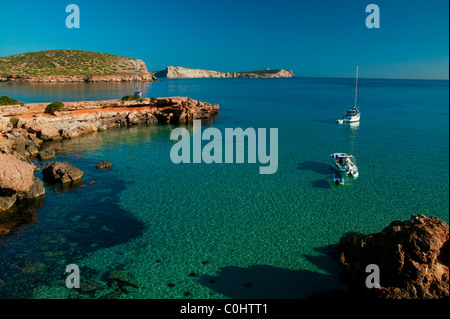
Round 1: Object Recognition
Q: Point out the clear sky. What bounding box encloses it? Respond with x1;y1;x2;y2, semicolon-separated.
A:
0;0;448;79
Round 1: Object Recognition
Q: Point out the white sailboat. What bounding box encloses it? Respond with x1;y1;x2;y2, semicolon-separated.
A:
337;65;361;123
134;60;142;98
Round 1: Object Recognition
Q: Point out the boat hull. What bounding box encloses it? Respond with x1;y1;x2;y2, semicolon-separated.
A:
343;114;360;123
330;158;348;172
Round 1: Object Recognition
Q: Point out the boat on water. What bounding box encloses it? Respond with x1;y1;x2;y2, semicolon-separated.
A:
337;65;361;123
332;173;345;185
330;153;359;178
134;60;142;98
342;106;360;123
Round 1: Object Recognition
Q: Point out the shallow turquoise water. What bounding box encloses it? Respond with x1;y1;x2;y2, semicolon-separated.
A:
0;78;448;298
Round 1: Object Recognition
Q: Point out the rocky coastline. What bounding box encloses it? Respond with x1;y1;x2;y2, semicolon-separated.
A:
0;97;219;225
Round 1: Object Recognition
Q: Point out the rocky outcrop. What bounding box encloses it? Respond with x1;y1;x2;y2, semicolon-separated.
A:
0;153;44;212
42;162;84;184
16;176;45;200
0;117;10;132
339;214;449;299
37;150;55;161
155;66;295;79
0;153;35;193
0;98;219;143
0;97;219;118
96;161;111;169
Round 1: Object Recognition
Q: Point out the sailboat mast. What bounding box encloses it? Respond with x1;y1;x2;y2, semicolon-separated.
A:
354;65;359;108
135;60;138;91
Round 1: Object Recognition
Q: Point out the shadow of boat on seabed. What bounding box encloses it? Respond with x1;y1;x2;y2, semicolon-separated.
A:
297;161;334;175
197;263;345;299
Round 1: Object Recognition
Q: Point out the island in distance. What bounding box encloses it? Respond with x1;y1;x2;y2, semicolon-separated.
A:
0;50;295;81
154;66;295;79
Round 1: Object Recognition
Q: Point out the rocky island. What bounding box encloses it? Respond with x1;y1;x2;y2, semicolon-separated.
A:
154;66;295;79
0;50;157;83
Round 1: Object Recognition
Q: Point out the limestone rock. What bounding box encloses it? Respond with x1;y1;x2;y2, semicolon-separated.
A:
38;126;61;141
0;116;11;133
0;194;17;212
42;162;83;184
26;144;39;156
0;153;35;192
37;150;55;161
16;176;45;200
155;66;295;79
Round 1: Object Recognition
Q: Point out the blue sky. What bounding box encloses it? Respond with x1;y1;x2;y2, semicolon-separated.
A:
0;0;448;79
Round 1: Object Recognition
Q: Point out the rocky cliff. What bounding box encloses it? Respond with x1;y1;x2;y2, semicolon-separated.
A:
154;66;295;79
339;214;449;299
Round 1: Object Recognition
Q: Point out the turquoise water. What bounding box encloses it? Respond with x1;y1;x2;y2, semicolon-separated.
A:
0;78;448;299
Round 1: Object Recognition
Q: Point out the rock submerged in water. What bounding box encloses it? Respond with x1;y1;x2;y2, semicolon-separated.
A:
96;161;111;169
42;162;83;184
339;214;449;299
104;269;141;291
37;150;55;161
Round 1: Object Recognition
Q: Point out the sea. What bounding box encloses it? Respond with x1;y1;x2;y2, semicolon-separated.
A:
0;77;448;299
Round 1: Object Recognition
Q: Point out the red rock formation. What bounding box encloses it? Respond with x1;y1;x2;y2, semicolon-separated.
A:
339;214;449;299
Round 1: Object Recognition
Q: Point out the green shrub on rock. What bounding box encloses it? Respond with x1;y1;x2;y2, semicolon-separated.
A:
121;95;141;101
45;101;65;114
0;96;24;106
9;117;20;128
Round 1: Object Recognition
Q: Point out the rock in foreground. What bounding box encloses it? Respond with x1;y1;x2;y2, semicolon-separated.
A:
42;162;83;184
0;153;44;213
0;153;35;193
339;214;449;299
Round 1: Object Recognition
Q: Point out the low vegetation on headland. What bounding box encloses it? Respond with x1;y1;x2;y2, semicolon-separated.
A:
0;50;145;76
0;50;157;83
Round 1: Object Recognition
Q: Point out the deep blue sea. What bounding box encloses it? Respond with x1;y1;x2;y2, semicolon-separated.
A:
0;78;448;299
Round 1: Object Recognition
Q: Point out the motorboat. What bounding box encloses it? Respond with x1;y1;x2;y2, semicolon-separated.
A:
332;173;345;185
330;153;359;178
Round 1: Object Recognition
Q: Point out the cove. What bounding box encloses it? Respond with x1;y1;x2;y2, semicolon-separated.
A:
169;120;279;174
